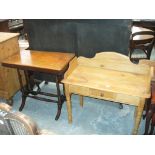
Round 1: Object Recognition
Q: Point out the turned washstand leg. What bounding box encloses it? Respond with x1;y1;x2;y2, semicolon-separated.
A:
132;98;145;135
64;84;72;123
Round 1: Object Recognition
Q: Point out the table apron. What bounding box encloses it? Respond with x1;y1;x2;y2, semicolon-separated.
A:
69;85;141;106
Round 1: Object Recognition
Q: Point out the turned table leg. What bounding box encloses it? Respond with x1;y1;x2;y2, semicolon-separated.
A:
19;94;27;111
55;75;63;120
132;98;145;135
17;69;28;111
64;84;72;123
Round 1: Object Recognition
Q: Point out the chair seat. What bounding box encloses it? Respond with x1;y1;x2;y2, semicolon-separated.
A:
133;34;154;41
129;26;155;63
132;26;154;41
132;26;153;33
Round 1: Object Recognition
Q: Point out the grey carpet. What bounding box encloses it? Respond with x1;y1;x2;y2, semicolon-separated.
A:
1;82;145;135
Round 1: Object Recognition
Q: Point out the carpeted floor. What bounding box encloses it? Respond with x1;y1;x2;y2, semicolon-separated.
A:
0;82;146;135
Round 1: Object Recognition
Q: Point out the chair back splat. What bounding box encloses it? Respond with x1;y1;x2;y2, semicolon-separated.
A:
129;26;155;64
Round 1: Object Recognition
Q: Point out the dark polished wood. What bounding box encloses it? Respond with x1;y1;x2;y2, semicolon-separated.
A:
2;50;75;120
129;28;155;64
133;20;155;31
2;50;75;74
144;82;155;135
0;20;9;32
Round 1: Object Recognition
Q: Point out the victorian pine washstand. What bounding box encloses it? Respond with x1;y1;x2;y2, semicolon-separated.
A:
62;52;153;134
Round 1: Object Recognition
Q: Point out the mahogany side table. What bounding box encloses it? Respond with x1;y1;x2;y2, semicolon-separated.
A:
2;50;75;120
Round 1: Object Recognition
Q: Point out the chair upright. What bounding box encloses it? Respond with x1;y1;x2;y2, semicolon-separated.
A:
129;26;155;64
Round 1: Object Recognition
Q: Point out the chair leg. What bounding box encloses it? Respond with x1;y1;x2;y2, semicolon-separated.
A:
149;122;155;135
149;112;155;135
144;105;154;135
143;98;151;119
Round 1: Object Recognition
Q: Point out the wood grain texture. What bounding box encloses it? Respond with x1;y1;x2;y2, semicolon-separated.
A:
2;50;75;74
64;83;72;123
62;51;152;134
77;52;151;75
0;33;23;100
133;98;145;134
63;52;152;98
140;59;155;81
64;57;78;79
0;20;10;32
0;35;20;61
0;32;19;43
69;85;140;106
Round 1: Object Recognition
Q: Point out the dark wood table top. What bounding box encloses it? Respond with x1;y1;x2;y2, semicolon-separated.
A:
2;50;75;74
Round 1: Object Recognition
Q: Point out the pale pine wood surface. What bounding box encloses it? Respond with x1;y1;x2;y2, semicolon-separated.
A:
0;35;20;62
0;32;19;43
0;33;23;100
140;59;155;81
2;50;75;73
62;52;152;134
63;52;152;98
63;65;150;98
77;52;151;75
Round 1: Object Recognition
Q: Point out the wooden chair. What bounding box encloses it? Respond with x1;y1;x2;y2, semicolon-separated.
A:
0;103;55;135
0;103;39;135
129;26;155;64
144;82;155;134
